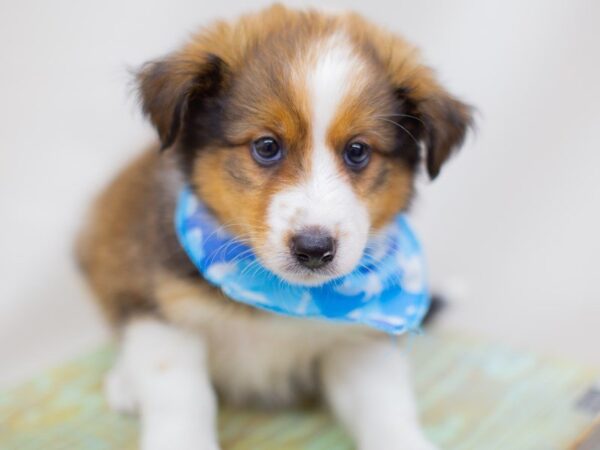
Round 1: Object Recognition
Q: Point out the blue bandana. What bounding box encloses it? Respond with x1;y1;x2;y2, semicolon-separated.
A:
175;188;430;334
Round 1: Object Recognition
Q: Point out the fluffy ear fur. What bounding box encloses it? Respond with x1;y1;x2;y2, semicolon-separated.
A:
391;75;473;180
343;12;474;179
137;52;227;150
404;88;473;179
135;5;293;150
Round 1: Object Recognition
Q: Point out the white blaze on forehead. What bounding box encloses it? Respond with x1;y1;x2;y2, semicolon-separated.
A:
297;33;369;233
263;34;371;284
309;33;362;145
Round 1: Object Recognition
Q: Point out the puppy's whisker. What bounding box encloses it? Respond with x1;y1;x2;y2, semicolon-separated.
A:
376;118;420;146
374;113;427;129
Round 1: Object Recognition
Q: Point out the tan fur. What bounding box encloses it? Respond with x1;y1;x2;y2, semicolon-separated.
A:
77;149;166;323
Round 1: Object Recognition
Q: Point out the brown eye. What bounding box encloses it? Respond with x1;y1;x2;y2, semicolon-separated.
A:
343;141;371;170
251;137;283;166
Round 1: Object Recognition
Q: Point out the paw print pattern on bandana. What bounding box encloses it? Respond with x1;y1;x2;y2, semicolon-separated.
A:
175;188;430;335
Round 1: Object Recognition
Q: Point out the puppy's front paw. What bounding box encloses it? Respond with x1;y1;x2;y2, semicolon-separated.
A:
104;367;138;415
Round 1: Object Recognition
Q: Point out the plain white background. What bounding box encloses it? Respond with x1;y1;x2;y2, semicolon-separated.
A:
1;0;599;387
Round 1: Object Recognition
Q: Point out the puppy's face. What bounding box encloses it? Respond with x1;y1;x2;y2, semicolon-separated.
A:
138;6;472;286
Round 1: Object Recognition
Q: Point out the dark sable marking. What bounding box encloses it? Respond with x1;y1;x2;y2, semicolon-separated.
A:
421;294;446;326
391;90;423;171
423;97;474;179
111;292;162;324
177;92;229;179
394;87;474;180
369;164;391;192
224;154;255;187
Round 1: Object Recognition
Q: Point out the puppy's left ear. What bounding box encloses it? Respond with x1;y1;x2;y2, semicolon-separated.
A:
136;52;227;150
414;89;473;179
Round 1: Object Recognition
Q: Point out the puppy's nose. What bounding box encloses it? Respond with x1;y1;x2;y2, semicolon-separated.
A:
291;228;336;269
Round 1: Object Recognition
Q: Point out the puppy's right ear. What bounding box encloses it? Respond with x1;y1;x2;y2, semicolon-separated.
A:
137;52;227;150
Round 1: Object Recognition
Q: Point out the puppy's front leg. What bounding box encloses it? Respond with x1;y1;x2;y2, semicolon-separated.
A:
321;339;437;450
106;318;219;450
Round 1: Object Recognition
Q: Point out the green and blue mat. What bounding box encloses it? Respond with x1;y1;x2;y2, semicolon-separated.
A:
1;332;599;449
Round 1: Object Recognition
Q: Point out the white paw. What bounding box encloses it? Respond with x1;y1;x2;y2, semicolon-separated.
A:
104;367;138;414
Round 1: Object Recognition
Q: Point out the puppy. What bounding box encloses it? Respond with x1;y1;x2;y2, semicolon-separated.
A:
77;5;472;450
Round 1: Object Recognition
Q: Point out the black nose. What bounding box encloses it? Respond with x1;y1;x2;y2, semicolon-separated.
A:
291;229;336;269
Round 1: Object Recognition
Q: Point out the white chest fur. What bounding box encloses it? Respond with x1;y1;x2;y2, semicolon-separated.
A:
156;277;375;406
204;313;373;406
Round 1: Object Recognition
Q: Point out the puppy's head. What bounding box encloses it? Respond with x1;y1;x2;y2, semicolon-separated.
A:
138;5;473;286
